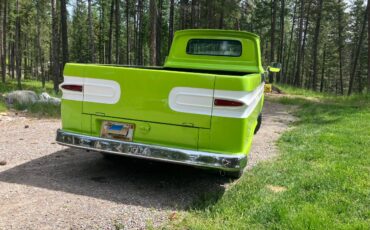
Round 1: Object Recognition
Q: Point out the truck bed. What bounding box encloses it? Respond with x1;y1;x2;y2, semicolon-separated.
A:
60;63;263;154
98;64;252;76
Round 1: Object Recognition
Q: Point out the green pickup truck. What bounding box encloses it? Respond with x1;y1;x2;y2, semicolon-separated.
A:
56;29;267;177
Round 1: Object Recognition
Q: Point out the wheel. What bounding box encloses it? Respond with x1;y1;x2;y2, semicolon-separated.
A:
254;113;262;134
223;170;244;179
100;152;120;160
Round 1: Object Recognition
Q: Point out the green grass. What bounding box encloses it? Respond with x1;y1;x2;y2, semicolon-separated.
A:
167;92;370;229
0;79;56;95
275;83;333;98
0;101;6;112
12;101;61;117
0;79;60;116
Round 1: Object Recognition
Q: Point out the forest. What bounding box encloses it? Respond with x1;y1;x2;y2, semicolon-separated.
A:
0;0;369;95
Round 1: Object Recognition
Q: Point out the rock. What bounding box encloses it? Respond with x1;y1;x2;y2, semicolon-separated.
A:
2;90;61;108
0;160;7;166
3;90;38;106
38;92;61;105
25;125;29;128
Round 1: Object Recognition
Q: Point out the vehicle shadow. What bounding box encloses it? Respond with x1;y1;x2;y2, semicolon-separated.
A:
0;147;228;211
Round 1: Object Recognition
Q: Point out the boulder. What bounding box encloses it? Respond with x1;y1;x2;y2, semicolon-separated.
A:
2;90;61;107
3;90;38;106
39;92;61;105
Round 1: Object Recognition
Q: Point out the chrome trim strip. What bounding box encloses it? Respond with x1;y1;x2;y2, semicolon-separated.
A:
56;129;247;172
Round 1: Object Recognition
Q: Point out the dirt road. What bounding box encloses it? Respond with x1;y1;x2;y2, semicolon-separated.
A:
0;100;294;229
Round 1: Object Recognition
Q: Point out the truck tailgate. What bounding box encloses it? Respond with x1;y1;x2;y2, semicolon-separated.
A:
66;64;215;129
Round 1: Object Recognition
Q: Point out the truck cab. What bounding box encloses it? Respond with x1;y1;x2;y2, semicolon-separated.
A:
56;29;265;177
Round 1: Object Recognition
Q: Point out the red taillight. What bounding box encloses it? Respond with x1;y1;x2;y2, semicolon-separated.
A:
214;99;244;107
61;84;83;92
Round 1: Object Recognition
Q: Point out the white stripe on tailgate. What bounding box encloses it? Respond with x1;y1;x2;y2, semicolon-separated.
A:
169;83;264;118
169;87;214;115
60;76;121;104
59;76;84;101
84;78;120;104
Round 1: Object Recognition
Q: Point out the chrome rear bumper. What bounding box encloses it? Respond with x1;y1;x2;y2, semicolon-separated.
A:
56;129;247;172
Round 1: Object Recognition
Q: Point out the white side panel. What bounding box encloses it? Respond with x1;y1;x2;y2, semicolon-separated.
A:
59;76;84;101
84;78;121;104
60;76;121;104
169;87;214;115
168;83;264;119
213;83;264;118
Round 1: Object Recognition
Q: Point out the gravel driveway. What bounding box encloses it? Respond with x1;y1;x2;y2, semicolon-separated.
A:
0;100;294;229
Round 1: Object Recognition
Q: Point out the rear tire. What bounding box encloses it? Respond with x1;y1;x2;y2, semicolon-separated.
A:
100;152;119;160
223;170;244;179
254;113;262;134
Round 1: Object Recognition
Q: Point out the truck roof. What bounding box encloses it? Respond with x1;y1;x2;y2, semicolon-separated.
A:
174;29;260;39
164;29;264;74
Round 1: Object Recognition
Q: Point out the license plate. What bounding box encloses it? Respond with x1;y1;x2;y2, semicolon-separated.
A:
101;121;134;141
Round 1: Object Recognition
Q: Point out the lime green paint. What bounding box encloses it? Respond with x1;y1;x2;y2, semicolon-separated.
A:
61;100;82;133
79;64;215;128
165;29;264;73
61;29;265;156
196;73;264;154
214;73;261;91
198;98;263;155
63;63;86;77
81;114;92;135
91;115;199;149
269;66;281;73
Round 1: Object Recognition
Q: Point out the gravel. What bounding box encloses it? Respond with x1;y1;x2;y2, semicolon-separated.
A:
0;100;294;229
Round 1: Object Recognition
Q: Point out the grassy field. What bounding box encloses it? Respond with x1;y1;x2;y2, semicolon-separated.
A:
167;89;370;229
0;80;60;116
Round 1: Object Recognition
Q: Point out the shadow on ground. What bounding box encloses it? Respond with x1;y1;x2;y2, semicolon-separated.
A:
0;148;228;210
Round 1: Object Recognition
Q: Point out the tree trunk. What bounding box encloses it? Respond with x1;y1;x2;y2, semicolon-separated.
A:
368;0;370;93
156;0;163;65
320;44;326;92
88;0;95;63
270;0;277;63
51;0;60;93
35;2;41;81
180;0;189;29
348;5;368;95
0;0;3;79
300;0;313;88
168;0;175;52
115;0;120;64
284;0;297;84
149;0;157;66
137;0;144;65
294;0;304;86
10;41;14;79
99;0;105;63
337;0;344;95
61;0;69;71
311;0;323;90
107;0;114;64
269;0;277;83
133;7;137;64
15;0;21;89
1;0;7;83
218;0;225;29
126;0;130;64
191;0;196;28
277;0;284;83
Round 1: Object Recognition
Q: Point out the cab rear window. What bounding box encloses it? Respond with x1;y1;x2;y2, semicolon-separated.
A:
186;39;242;57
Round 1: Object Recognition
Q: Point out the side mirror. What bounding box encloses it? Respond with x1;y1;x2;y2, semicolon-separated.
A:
268;62;282;73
